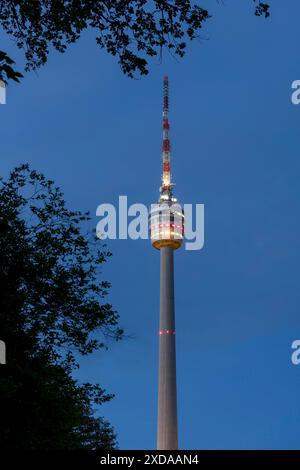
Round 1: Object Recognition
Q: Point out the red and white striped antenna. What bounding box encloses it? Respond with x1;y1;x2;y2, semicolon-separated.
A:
161;75;172;197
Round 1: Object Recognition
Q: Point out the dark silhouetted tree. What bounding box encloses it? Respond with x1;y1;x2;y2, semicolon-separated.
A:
0;1;270;82
0;50;23;84
0;165;122;449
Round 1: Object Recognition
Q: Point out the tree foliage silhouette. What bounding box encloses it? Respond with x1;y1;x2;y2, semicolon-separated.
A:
0;165;122;449
0;1;270;82
0;50;23;84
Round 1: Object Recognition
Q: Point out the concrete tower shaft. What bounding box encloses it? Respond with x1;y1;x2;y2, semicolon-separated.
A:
157;246;178;449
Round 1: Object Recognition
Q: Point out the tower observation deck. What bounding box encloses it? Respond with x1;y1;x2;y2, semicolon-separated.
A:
149;76;184;450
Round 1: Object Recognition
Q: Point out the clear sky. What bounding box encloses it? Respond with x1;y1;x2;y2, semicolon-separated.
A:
1;0;300;450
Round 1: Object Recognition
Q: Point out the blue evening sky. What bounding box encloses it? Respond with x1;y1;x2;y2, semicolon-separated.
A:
1;1;300;449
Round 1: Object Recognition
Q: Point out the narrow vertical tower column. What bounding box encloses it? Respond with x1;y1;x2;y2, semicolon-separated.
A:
149;76;184;450
157;246;178;449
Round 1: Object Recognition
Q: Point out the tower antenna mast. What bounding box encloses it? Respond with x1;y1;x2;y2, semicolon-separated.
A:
161;75;172;197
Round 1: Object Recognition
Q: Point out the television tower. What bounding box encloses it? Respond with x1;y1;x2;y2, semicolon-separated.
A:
149;76;184;450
